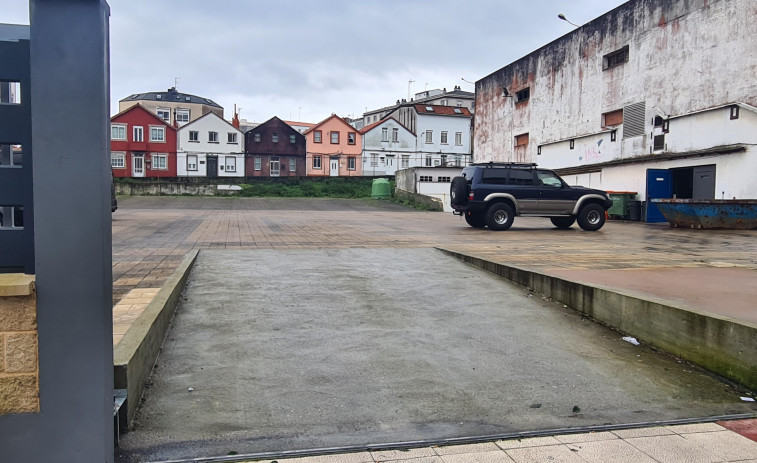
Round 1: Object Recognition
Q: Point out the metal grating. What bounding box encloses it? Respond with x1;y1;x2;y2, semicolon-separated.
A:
0;26;34;273
622;101;646;139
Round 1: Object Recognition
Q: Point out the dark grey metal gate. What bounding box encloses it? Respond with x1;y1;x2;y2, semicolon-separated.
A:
0;26;34;273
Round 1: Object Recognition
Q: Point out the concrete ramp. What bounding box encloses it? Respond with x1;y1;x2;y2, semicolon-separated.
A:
116;248;755;462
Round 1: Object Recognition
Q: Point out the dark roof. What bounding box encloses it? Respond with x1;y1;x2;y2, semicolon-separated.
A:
119;87;222;109
415;89;474;103
414;104;472;116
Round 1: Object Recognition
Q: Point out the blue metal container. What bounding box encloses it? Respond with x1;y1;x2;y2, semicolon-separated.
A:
652;199;757;229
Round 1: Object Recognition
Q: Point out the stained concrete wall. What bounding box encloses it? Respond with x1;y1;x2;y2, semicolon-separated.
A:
475;0;757;169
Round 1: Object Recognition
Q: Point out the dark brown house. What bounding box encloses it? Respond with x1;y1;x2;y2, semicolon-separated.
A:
245;117;307;177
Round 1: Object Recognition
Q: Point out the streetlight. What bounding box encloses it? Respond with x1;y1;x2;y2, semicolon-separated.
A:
558;13;579;28
461;77;475;85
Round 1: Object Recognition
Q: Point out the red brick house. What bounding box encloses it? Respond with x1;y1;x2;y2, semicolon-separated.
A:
245;116;306;177
110;104;177;178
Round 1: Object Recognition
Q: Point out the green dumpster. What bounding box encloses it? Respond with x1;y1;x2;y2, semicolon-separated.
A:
607;191;637;219
371;178;391;199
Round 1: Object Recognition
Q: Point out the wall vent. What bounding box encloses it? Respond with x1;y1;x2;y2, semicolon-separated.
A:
622;101;645;139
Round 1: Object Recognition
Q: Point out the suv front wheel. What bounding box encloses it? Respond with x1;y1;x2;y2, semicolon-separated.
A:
486;203;515;231
577;203;606;231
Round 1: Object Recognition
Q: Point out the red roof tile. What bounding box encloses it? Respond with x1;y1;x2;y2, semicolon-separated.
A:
413;104;471;116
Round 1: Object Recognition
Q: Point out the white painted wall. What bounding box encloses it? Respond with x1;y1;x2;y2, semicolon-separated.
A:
396;166;463;212
361;118;417;176
416;113;471;169
177;112;244;177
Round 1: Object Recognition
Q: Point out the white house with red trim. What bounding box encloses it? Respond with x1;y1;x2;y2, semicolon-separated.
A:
177;112;244;178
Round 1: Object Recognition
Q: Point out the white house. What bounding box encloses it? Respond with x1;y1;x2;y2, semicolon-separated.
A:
360;117;416;176
473;0;757;220
385;104;473;169
177;112;245;178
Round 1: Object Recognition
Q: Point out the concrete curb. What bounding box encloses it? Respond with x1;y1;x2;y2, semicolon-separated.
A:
438;248;757;391
113;249;199;428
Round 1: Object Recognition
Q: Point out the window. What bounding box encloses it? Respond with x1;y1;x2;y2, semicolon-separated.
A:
425;155;432;166
289;158;296;172
371;154;378;167
348;132;356;145
272;133;278;143
419;175;433;182
441;131;448;144
151;153;167;170
0;144;23;167
347;157;356;170
0;81;21;104
662;119;670;133
225;156;236;172
111;124;126;140
516;88;530;103
653;116;664;127
603;45;629;70
610;130;617;142
189;130;199;142
425;106;434;112
730;105;740;120
176;109;190;123
227;132;238;144
536;170;563;188
437;176;451;183
453;108;463;114
569;139;575;150
254;157;261;171
392;128;398;142
515;133;529;147
441;99;448;105
603;109;623;127
331;131;339;144
253;133;261;142
150;126;165;142
208;131;218;143
401;155;409;168
111;152;125;168
313;155;322;169
455;132;463;145
314;130;322;143
156;108;170;122
506;169;534;186
653;134;665;151
290;134;296;144
133;126;144;142
187;154;198;171
425;131;433;143
456;100;463;107
381;128;388;141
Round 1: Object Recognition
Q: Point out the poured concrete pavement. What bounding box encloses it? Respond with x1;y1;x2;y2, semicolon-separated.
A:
115;248;755;462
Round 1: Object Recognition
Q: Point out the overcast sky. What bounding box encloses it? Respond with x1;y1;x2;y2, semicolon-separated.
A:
6;0;627;124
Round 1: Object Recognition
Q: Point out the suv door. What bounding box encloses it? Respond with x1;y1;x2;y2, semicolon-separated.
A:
536;170;576;215
505;168;540;213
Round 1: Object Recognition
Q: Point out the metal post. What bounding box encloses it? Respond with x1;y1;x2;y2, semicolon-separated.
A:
0;1;114;461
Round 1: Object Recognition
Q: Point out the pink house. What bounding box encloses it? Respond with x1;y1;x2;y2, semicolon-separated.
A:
304;114;362;176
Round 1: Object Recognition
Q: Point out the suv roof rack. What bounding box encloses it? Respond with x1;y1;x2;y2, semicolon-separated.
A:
471;162;538;168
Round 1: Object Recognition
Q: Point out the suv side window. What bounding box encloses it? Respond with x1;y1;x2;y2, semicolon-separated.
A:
507;169;535;185
481;168;508;185
537;170;563;188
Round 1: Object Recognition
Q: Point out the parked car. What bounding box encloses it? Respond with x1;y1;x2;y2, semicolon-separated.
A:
450;162;613;231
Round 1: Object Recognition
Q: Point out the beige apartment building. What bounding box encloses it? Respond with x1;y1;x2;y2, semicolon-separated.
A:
118;86;224;128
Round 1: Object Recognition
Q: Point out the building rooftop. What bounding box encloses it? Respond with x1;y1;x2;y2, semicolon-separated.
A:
120;87;222;109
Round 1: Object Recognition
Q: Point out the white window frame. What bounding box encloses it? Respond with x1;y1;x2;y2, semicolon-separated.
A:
186;154;198;171
111;124;126;141
455;132;463;145
149;125;165;142
151;153;167;170
224;156;236;172
441;131;448;144
381;127;388;141
330;131;339;144
254;157;262;171
347;157;356;170
371;154;378;167
227;132;238;144
175;109;190;123
111;152;125;168
401;155;409;168
133;126;144;142
290;134;296;144
156;108;171;122
254;133;261;142
425;130;433;144
314;130;322;143
313;155;322;169
208;131;219;143
189;130;199;142
289;158;296;172
425;155;432;166
392;128;398;142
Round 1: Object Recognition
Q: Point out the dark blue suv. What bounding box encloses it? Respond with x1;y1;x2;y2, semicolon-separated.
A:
450;163;613;231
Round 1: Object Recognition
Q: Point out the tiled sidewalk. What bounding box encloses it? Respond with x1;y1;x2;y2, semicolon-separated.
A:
240;423;757;462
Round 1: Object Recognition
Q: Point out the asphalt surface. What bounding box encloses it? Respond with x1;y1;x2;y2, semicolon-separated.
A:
115;248;755;462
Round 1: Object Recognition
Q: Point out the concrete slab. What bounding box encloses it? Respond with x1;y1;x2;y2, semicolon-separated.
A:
115;248;755;462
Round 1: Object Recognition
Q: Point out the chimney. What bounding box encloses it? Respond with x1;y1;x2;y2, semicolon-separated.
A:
232;104;240;129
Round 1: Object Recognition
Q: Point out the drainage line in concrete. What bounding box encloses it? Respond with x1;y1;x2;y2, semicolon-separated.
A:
148;413;757;463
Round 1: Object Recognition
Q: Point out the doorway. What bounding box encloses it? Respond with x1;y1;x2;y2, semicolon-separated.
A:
132;154;144;177
330;157;339;176
206;156;218;178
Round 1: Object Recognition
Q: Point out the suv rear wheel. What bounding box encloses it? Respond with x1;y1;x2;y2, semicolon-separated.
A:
450;176;468;206
577;203;606;231
486;203;515;231
550;216;575;229
464;211;486;228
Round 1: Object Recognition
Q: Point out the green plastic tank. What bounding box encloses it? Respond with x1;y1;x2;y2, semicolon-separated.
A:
371;178;391;199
